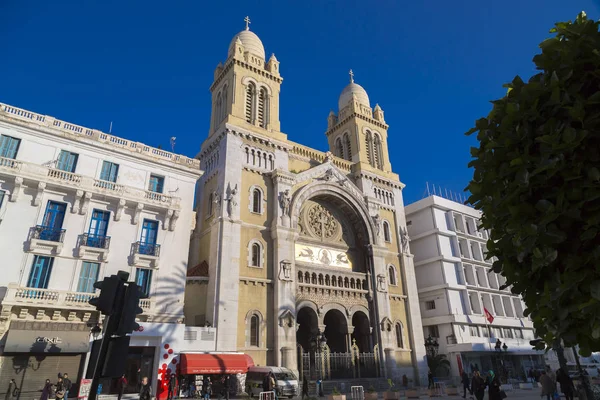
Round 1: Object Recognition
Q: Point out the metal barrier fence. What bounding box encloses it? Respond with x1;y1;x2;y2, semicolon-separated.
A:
259;391;276;400
351;386;364;400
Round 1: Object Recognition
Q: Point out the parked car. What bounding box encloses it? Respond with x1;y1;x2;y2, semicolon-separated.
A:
245;366;299;398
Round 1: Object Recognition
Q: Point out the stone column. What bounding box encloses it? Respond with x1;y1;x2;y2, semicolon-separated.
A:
270;170;298;373
211;131;243;352
367;244;391;378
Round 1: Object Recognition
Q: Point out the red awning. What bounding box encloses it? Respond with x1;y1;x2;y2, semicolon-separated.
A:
180;353;254;375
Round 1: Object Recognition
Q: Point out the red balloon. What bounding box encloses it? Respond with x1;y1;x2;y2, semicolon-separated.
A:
164;344;170;349
171;359;177;364
162;364;167;369
168;349;173;354
163;354;168;359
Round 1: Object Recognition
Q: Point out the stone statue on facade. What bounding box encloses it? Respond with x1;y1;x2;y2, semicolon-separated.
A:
213;189;222;213
372;214;381;238
280;189;291;216
225;183;238;218
400;226;410;253
323;168;334;181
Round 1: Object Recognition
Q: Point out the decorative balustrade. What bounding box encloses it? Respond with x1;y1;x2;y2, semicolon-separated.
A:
3;283;154;312
0;156;179;208
79;233;111;249
0;103;200;169
29;225;66;243
133;241;161;257
297;268;368;291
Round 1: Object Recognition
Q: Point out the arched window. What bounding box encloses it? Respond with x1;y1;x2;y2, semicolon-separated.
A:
258;87;268;128
343;133;352;161
221;85;228;121
245;83;256;123
252;188;262;213
383;221;391;243
251;243;261;267
365;130;374;166
207;193;213;216
388;265;397;286
373;133;383;169
250;314;259;346
215;92;222;126
335;138;343;158
395;323;404;348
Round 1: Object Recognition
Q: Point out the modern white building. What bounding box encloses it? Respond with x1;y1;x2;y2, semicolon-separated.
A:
0;102;205;399
405;195;544;379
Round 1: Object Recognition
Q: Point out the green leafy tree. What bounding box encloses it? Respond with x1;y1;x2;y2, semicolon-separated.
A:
466;11;599;398
427;354;451;377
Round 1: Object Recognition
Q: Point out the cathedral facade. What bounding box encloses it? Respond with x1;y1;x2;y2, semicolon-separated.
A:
186;19;427;383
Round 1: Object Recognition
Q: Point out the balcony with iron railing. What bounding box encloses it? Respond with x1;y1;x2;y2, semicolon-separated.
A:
2;283;154;314
77;233;111;262
27;225;66;254
0;155;180;209
132;241;161;267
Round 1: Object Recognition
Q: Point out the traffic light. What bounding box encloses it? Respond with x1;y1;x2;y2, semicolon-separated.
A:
115;283;144;336
88;275;124;314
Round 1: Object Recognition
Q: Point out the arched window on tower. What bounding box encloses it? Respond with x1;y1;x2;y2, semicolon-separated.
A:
251;243;261;267
207;193;213;216
373;133;383;169
220;85;228;122
395;323;404;348
365;130;374;167
252;188;262;213
250;314;259;346
245;83;256;124
343;133;352;161
258;87;268;128
215;92;222;127
388;265;397;286
335;137;343;158
383;221;391;243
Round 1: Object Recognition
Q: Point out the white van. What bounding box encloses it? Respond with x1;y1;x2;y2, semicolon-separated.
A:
245;366;299;398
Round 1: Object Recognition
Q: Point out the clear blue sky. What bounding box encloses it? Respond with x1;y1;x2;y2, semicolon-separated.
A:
1;1;598;204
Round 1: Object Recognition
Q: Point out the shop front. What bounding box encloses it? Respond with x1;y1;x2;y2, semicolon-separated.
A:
0;321;90;399
179;353;254;397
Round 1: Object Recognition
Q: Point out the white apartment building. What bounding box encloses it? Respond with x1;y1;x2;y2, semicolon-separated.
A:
0;102;205;399
405;195;544;379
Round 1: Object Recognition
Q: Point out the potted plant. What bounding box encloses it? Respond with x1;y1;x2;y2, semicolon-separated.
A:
365;385;379;400
405;383;419;399
328;387;346;400
384;379;400;400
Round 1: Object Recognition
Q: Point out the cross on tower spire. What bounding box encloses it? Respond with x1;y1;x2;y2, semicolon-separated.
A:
349;69;355;83
244;16;251;30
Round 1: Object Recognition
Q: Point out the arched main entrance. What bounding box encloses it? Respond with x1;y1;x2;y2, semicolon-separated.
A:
292;180;381;380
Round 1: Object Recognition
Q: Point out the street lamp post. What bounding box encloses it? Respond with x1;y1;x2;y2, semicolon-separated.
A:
311;329;327;397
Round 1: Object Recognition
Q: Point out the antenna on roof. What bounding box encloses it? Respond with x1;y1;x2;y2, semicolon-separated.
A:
109;121;113;134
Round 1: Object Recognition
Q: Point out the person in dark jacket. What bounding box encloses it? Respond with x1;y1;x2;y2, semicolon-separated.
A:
486;370;501;400
40;379;53;400
62;374;72;399
428;370;434;389
118;375;128;400
462;372;472;398
302;376;309;399
471;371;486;400
168;374;177;400
139;377;152;400
556;368;574;400
55;378;65;399
202;377;212;400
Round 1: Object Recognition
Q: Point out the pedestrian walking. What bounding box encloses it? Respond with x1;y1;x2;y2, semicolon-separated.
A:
486;371;502;400
402;374;408;389
556;368;574;400
41;379;53;400
118;375;128;400
222;375;230;400
462;371;472;398
55;377;65;400
269;373;278;400
471;371;486;400
428;369;434;389
168;374;178;400
202;377;212;400
62;374;72;399
139;377;152;400
302;376;309;399
540;371;554;400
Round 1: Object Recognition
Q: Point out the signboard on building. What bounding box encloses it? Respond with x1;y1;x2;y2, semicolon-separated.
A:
78;379;92;400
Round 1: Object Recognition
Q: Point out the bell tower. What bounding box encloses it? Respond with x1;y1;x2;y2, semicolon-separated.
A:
209;17;284;140
326;70;392;173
